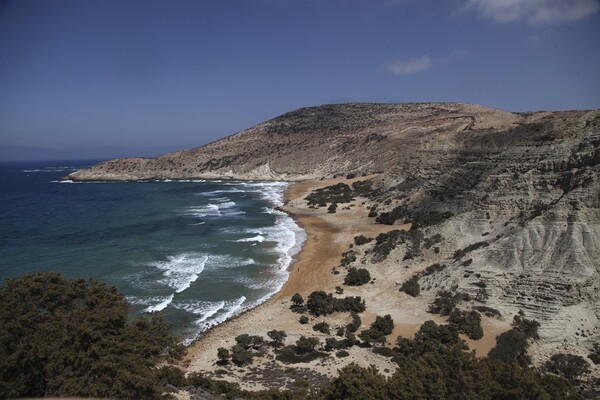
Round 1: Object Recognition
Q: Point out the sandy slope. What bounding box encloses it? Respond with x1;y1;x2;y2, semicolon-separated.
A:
183;177;510;391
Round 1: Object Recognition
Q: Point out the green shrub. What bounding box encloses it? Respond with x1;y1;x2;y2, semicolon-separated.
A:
429;290;462;316
306;291;365;316
344;267;371;286
354;235;372;245
325;337;346;351
588;343;600;365
399;276;420;297
305;183;354;206
275;346;328;364
336;350;350;358
453;241;489;259
376;207;453;227
488;330;530;366
156;365;186;388
448;309;483;340
473;305;502;318
395;320;464;357
296;335;320;354
318;349;578;400
513;314;540;339
291;292;304;306
372;347;396;358
231;344;253;366
267;330;287;347
328;202;338;213
290;305;307;314
422;263;447;276
545;353;591;380
0;272;183;400
217;347;230;363
313;321;331;334
299;315;309;324
235;334;264;350
359;315;394;345
346;312;361;333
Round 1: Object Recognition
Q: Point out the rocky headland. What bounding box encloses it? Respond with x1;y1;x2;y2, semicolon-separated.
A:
69;102;600;393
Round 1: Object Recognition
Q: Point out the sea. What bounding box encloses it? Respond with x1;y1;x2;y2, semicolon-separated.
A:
0;160;306;344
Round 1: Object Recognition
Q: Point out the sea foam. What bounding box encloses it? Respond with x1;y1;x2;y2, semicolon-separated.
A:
150;254;208;293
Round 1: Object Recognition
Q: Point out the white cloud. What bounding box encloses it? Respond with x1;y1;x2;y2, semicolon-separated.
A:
383;55;432;75
463;0;600;24
439;49;469;64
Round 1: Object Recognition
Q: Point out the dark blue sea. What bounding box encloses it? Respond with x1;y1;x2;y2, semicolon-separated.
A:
0;160;305;343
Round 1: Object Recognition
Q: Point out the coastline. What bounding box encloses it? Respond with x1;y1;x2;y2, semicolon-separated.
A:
183;177;509;390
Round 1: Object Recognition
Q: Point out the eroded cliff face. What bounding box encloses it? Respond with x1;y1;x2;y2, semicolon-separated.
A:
69;103;600;362
350;107;600;362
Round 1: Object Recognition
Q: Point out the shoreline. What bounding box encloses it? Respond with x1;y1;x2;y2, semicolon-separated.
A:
183;180;340;362
183;177;509;390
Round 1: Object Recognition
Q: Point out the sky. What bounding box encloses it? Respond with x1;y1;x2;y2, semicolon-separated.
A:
0;0;599;160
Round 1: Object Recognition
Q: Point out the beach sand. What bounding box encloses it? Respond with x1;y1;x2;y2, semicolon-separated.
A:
183;177;509;390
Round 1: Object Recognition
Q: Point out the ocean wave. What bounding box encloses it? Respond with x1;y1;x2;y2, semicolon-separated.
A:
235;235;265;243
185;200;245;218
172;300;226;323
144;294;175;312
205;254;256;269
196;188;244;196
150;254;208;293
126;294;176;312
178;296;247;345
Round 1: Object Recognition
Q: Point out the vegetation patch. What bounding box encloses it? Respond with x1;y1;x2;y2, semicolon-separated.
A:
359;314;394;346
428;290;466;316
306;291;366;317
399;276;420;297
340;250;357;266
267;329;287;348
351;179;378;197
0;272;184;400
473;305;502;318
275;336;328;364
453;241;489;259
421;263;447;276
448;309;483;340
589;343;600;365
369;228;424;263
372;346;396;358
313;321;331;334
305;183;354;206
376;206;453;227
488;315;540;366
344;267;371;286
353;235;373;245
545;354;591;380
346;312;362;333
335;350;350;358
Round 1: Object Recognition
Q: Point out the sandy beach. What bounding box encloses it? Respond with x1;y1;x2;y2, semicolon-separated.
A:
183;177;509;390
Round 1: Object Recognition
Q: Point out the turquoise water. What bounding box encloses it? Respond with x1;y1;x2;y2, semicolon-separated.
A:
0;160;305;343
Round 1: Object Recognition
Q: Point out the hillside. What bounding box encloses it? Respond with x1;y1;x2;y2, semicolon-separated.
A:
67;102;550;182
68;102;600;380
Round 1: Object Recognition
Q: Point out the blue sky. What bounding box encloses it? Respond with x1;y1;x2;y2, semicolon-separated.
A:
0;0;599;160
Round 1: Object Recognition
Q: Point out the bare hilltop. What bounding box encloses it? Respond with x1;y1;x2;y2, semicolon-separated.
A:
68;102;600;395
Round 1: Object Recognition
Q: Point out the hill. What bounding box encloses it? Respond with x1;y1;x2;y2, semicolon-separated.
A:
68;102;600;385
